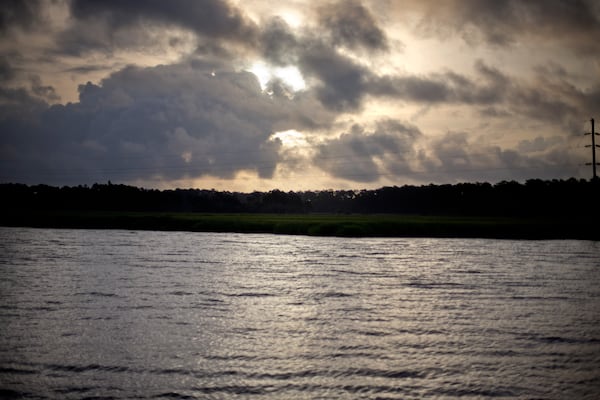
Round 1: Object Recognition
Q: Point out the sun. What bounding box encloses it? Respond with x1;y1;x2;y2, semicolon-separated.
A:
248;61;306;92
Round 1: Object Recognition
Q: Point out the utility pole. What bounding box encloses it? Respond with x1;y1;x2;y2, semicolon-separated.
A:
585;118;600;180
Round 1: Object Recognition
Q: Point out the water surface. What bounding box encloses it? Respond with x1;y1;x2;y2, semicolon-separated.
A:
1;227;599;399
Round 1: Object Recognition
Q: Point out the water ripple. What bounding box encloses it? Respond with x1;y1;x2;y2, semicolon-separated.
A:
1;228;599;399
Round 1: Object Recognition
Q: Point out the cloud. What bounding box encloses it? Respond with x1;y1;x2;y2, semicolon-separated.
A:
0;86;46;115
502;64;600;130
0;61;333;185
407;0;600;55
369;60;598;135
0;0;596;188
314;120;421;182
69;0;258;42
29;75;60;102
254;3;391;113
370;60;511;105
517;136;563;154
259;17;300;66
59;0;258;56
418;131;581;182
0;0;44;33
298;43;372;112
312;120;586;184
0;59;16;82
17;1;591;126
5;51;587;187
317;0;388;52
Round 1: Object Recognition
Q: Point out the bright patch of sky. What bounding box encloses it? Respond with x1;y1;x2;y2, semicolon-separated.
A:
248;62;306;92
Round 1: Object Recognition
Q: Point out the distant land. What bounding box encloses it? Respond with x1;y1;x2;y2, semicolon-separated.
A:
1;179;598;240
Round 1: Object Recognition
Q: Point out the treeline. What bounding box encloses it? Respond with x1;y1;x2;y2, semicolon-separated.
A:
1;178;598;217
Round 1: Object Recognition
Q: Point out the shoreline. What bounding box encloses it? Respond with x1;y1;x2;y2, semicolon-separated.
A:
1;211;597;240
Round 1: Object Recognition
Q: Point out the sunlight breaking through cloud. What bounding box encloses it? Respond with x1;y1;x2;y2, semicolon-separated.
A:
248;62;306;93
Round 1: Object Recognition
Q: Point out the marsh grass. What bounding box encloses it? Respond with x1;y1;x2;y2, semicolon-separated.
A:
1;210;596;240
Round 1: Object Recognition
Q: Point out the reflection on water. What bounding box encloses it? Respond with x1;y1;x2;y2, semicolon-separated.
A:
1;227;599;399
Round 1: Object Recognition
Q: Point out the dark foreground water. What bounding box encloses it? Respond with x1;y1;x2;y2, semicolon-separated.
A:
1;228;599;399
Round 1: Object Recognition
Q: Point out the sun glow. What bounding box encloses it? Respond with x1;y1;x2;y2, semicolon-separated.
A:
279;9;303;29
270;129;309;148
248;62;306;92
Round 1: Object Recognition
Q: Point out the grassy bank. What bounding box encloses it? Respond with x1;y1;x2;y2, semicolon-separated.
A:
1;211;597;240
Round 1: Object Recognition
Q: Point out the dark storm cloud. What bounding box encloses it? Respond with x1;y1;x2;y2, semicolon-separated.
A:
418;131;580;182
0;61;332;185
478;107;511;118
509;86;577;124
69;0;258;42
370;62;507;105
502;65;600;131
0;0;44;33
517;136;563;154
0;59;16;82
313;102;581;182
411;0;600;54
298;44;372;112
284;49;505;114
372;75;451;103
60;0;258;56
314;120;421;182
260;17;300;66
0;86;46;118
318;0;388;52
64;64;112;74
473;61;600;132
29;75;60;102
370;60;598;135
0;0;50;87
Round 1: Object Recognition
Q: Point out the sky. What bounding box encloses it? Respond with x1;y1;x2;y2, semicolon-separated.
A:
1;0;599;191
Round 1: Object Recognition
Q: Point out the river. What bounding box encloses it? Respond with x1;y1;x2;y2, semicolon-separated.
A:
1;227;599;399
